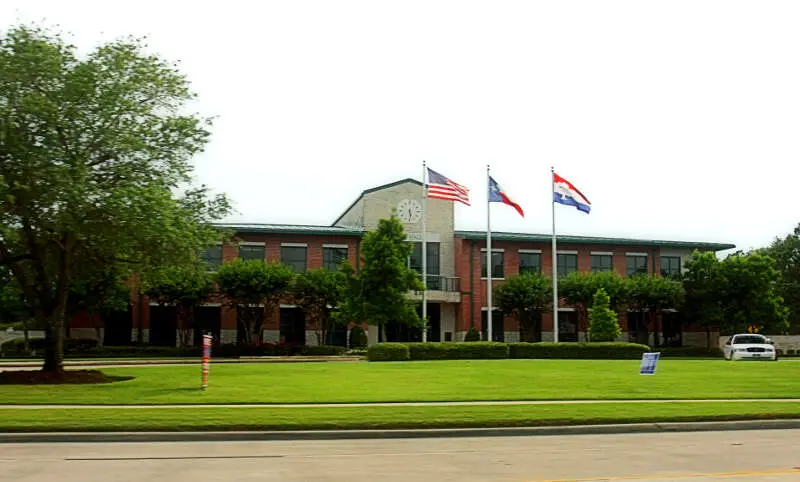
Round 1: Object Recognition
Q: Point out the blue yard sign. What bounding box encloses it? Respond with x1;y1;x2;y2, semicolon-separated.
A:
639;352;661;375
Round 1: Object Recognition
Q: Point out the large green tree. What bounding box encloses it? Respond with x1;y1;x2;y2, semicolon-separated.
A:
291;268;346;346
336;216;423;342
718;252;788;335
494;273;551;342
627;274;683;346
558;271;629;341
757;224;800;334
215;260;295;344
65;264;131;345
682;251;724;348
0;25;230;372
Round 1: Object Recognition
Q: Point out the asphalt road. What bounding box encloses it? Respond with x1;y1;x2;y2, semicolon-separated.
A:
2;429;799;481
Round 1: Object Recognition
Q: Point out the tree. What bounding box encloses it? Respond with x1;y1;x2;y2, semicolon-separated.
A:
682;251;724;348
588;288;621;342
215;260;295;344
0;25;231;372
335;216;424;342
291;268;346;346
494;273;551;342
559;271;629;341
718;252;788;335
757;224;800;334
142;265;215;347
627;275;683;346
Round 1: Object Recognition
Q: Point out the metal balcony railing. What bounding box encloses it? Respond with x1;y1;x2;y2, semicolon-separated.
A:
418;275;460;292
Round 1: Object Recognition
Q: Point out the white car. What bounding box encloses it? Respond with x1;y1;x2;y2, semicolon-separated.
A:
723;334;778;361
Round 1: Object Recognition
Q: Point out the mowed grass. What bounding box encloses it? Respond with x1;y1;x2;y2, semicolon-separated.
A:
2;402;800;432
1;359;798;405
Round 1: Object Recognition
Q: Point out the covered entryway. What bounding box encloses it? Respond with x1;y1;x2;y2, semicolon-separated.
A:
149;305;177;346
481;309;504;342
194;306;221;346
103;304;133;346
280;307;306;345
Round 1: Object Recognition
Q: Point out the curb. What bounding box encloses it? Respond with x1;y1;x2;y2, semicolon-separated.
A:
2;419;799;444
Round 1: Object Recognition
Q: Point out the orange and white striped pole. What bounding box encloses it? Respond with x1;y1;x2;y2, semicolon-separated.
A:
201;334;212;390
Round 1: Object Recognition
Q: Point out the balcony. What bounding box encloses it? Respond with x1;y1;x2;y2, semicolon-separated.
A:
408;275;462;303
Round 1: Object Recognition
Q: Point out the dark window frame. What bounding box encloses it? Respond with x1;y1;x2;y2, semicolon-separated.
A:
281;245;308;272
660;256;682;278
480;250;505;279
200;245;223;271
590;254;613;273
323;246;349;271
626;255;649;276
518;251;542;275
239;244;265;262
557;253;578;277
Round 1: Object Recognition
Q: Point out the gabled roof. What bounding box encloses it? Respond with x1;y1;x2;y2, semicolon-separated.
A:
214;223;364;237
454;230;735;251
332;178;422;226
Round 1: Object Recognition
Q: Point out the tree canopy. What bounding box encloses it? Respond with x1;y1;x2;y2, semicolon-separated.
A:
756;224;800;334
494;273;551;342
0;24;230;371
558;271;629;340
335;216;423;342
291;268;346;345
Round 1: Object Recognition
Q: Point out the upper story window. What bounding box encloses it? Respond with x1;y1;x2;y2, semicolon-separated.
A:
626;254;648;276
323;246;349;271
481;250;504;279
281;245;307;272
557;253;578;277
660;256;682;278
200;245;222;271
518;251;541;275
239;244;265;262
591;254;613;273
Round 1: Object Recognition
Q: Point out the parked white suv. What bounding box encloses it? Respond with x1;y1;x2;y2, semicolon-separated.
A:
723;334;778;361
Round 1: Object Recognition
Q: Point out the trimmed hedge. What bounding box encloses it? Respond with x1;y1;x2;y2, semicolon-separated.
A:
508;342;650;360
657;346;724;358
305;345;348;356
406;342;509;360
367;343;410;362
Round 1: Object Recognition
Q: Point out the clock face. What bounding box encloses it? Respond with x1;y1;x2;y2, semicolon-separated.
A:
397;199;423;223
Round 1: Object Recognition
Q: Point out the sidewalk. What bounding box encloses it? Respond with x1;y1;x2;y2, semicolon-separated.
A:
3;398;800;409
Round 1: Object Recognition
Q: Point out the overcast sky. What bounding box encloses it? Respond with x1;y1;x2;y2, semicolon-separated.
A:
4;1;799;252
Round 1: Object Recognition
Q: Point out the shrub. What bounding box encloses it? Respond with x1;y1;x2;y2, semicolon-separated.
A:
306;345;347;356
404;342;509;360
464;327;480;342
508;342;650;359
346;348;368;356
367;343;410;361
657;346;724;358
349;325;368;348
588;288;621;342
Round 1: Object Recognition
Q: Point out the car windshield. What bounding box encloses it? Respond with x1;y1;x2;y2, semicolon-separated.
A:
733;336;766;344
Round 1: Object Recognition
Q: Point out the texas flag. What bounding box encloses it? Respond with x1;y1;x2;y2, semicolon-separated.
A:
489;176;524;217
553;173;591;214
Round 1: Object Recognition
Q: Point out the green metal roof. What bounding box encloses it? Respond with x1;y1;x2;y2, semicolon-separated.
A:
332;178;422;226
214;223;364;237
454;230;735;251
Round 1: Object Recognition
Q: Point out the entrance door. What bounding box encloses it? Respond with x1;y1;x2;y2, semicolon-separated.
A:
194;306;221;346
149;305;177;346
280;307;306;345
661;311;683;347
103;305;133;346
481;310;504;342
558;311;578;342
415;303;441;342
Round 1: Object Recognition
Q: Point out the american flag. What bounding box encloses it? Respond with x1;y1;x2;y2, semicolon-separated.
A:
426;168;470;205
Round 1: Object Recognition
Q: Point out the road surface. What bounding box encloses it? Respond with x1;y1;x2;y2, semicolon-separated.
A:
2;429;798;481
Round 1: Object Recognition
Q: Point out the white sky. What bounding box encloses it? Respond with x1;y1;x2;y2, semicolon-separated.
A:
4;0;799;252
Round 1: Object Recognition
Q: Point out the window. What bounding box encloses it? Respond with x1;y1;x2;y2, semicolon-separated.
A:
519;252;541;275
281;246;307;272
660;256;681;278
200;245;222;270
239;245;265;262
591;254;612;272
481;251;504;279
626;255;648;276
323;247;348;271
409;242;440;288
557;253;577;277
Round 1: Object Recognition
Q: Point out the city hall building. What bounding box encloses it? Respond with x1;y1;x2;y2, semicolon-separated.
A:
71;178;735;348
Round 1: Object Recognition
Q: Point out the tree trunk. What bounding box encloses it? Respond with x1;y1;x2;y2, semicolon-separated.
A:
42;307;66;373
22;318;30;355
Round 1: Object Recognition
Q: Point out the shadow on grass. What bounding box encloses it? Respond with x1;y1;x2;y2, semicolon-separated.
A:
0;370;135;385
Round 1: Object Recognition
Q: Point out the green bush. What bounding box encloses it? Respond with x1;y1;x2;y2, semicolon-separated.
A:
464;327;480;342
508;342;650;360
367;343;410;361
349;325;368;348
397;342;510;360
305;345;347;356
658;346;724;358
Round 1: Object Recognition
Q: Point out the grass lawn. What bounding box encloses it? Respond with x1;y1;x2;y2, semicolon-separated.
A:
1;402;799;432
0;359;798;405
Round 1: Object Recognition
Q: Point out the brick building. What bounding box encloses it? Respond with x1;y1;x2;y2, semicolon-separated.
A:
69;178;734;347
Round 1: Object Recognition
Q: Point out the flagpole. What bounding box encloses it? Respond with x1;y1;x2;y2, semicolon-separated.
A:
551;166;559;343
422;160;428;343
486;164;493;342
